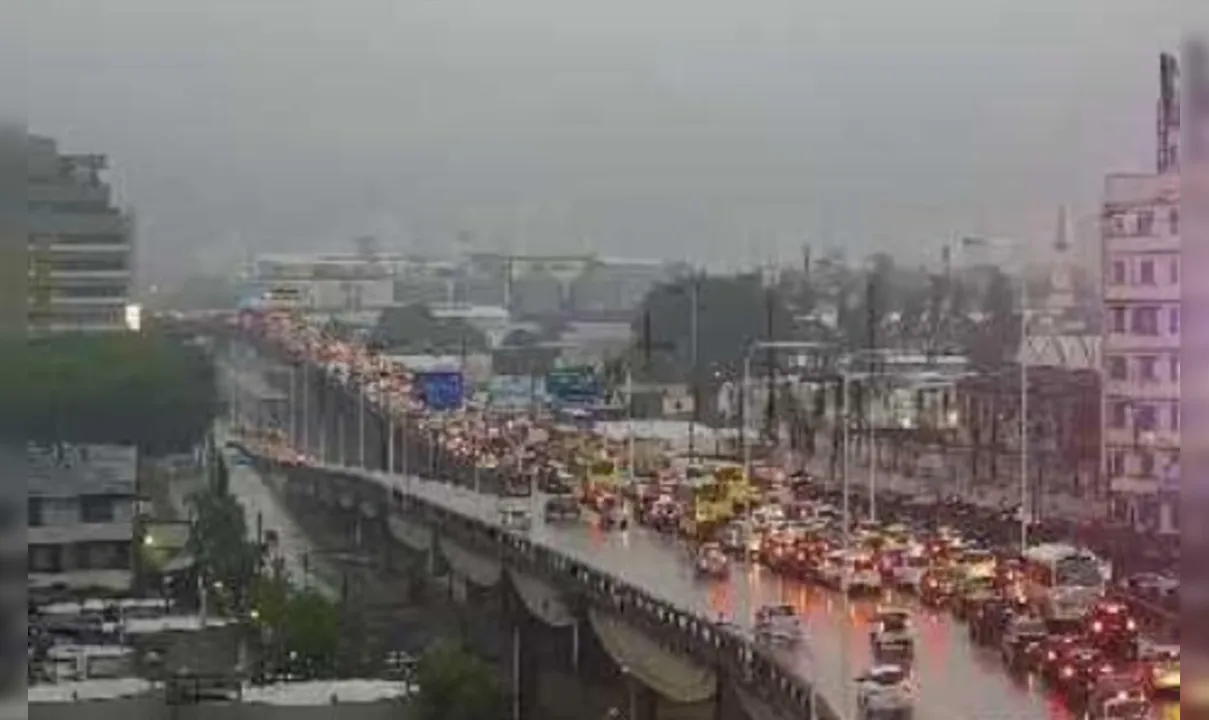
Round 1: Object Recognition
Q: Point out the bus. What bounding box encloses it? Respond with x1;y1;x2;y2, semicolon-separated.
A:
1022;543;1107;622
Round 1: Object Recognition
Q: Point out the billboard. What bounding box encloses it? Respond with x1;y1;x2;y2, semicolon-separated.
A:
545;366;601;406
414;371;465;411
488;375;546;410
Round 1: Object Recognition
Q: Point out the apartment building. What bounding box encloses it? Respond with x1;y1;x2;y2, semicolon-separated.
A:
27;135;136;334
28;444;139;597
1101;102;1181;535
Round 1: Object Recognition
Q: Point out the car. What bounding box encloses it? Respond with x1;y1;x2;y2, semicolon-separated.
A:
918;568;958;608
1052;647;1116;705
694;543;730;578
999;614;1048;675
598;496;629;531
1138;643;1179;697
543;495;581;523
1085;675;1150;719
498;506;532;532
1084;600;1140;660
855;664;914;719
893;548;930;592
869;608;914;664
753;604;804;644
842;552;883;595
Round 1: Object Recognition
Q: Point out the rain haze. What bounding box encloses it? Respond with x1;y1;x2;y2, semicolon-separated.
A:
8;0;1203;282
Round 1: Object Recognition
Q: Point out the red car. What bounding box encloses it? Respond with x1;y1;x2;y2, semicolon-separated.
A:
1085;600;1140;660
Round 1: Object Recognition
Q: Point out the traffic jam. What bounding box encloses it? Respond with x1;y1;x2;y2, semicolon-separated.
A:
233;309;1182;720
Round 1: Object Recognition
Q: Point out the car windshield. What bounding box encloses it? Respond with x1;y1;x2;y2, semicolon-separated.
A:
1014;619;1047;637
1104;699;1148;718
880;614;908;631
869;668;906;685
1055;556;1104;587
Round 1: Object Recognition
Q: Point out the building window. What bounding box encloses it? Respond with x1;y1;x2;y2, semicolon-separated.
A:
1169;306;1180;335
1110;401;1128;428
28;498;44;527
1170;257;1179;284
1171;402;1180;431
1137;209;1155;236
73;541;129;571
1134;404;1157;432
1108;451;1125;476
1112;260;1127;285
1108;356;1128;380
1139;450;1156;476
1138;355;1157;381
1169;206;1180;235
1138;259;1155;285
1110;307;1127;333
79;495;115;523
1131;307;1159;336
28;545;63;574
1170;354;1180;381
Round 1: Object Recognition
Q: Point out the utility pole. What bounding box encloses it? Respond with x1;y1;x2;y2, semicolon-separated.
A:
764;286;777;445
865;272;879;522
687;275;700;463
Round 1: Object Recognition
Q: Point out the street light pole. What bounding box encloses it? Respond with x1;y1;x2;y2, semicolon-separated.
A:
1019;271;1030;554
688;276;699;464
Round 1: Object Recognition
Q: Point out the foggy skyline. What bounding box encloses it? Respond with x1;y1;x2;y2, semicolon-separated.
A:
8;1;1203;281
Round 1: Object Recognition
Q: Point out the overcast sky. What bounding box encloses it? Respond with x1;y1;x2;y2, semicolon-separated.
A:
6;0;1203;279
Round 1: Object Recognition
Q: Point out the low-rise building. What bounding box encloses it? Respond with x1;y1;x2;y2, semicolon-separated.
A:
28;444;139;598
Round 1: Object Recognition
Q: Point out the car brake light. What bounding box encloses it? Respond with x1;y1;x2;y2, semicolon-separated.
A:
1092;621;1104;633
1061;666;1074;678
1047;651;1057;661
1125;619;1136;631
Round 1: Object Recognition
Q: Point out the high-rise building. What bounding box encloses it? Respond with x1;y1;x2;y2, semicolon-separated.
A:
27;135;136;334
1099;54;1183;534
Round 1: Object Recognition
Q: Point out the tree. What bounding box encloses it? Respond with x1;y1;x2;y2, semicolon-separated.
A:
368;304;488;354
0;332;218;453
412;639;503;720
634;274;794;380
968;268;1019;366
280;588;341;678
188;486;259;607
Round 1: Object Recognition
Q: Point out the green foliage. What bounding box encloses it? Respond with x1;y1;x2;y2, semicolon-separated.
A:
187;486;258;606
0;331;218;452
633;274;794;380
280;588;341;677
369;304;488;354
412;640;503;720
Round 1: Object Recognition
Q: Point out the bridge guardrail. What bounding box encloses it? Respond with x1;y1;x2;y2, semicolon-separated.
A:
241;447;838;720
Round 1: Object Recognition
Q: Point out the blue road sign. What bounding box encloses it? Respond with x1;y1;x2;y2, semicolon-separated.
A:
414;371;465;411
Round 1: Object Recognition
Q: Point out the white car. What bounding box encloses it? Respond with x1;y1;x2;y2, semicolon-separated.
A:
893;550;930;591
498;507;532;532
869;608;914;661
855;664;914;719
842;553;883;595
753;604;805;644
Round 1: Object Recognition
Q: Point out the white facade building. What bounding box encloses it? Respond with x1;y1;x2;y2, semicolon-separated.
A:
27;444;139;595
1100;171;1181;534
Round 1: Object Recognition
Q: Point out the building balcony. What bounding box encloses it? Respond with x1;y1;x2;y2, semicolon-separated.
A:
1110;475;1161;496
46;268;131;281
49;242;132;254
1103;426;1180;448
1105;377;1180;400
49;295;129;307
28;181;113;208
29;569;132;593
1102;283;1180;302
28;520;134;546
29;210;130;237
1102;233;1180;254
1102;332;1179;351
